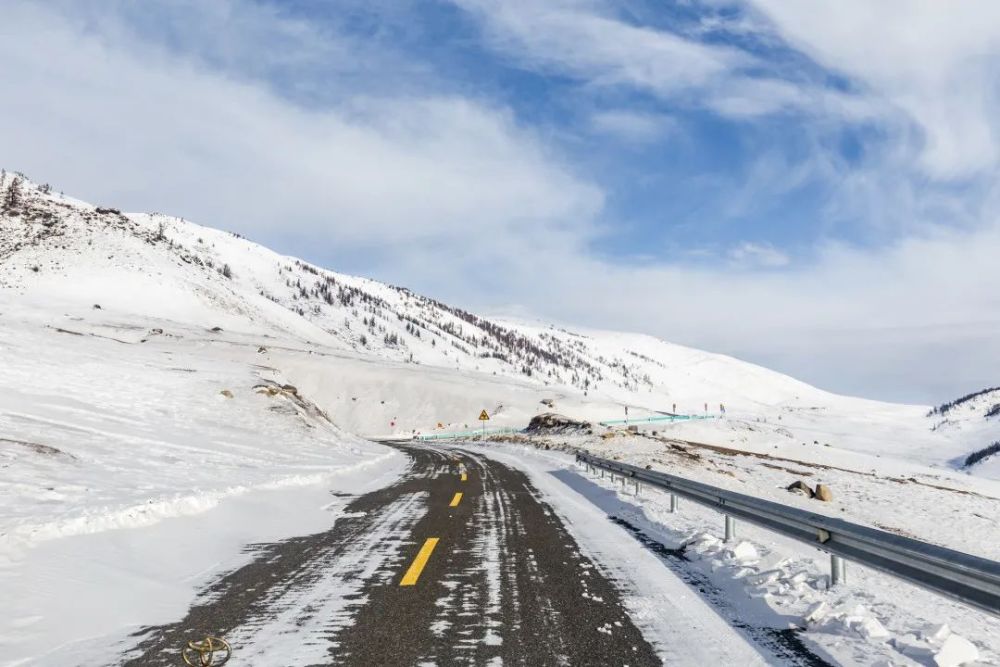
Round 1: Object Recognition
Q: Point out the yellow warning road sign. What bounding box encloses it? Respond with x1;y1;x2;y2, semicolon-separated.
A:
479;410;490;421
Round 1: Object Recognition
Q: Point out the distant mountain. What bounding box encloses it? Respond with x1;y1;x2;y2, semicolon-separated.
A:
924;385;1000;473
0;168;841;411
928;387;1000;424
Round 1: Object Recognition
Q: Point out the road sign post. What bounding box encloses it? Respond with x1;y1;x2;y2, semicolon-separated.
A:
478;409;489;439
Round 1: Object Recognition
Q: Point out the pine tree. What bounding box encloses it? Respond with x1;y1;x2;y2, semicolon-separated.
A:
3;176;23;210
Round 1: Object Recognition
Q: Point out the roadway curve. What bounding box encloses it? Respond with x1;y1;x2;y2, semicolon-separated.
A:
121;443;824;666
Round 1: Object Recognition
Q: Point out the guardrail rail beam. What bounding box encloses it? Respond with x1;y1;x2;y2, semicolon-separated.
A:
577;451;1000;616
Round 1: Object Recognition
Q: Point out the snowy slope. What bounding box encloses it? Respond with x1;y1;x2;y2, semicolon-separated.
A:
0;297;407;663
0;170;834;409
3;169;1000;665
926;387;1000;474
3;168;997;476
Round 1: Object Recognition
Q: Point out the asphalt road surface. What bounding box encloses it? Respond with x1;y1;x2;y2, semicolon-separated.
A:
122;444;663;666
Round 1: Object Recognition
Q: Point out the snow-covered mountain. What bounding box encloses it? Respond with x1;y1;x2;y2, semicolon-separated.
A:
0;169;829;411
2;168;997;473
927;387;1000;471
5;169;1000;666
929;387;1000;427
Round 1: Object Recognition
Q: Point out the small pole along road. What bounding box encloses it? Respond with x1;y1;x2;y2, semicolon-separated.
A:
121;443;802;666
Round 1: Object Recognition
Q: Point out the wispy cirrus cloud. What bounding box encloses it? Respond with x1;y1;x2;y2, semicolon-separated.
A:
740;0;1000;179
448;0;876;121
589;110;676;143
726;241;790;268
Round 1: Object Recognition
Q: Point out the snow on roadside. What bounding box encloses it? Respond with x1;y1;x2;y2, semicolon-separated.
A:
0;301;393;556
472;443;1000;667
0;300;404;663
516;427;1000;562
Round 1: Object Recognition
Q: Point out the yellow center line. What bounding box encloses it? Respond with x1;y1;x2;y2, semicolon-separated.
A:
400;538;440;586
449;492;463;507
460;472;468;482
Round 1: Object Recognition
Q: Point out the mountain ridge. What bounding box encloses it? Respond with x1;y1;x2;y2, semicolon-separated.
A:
4;168;1000;477
0;168;840;412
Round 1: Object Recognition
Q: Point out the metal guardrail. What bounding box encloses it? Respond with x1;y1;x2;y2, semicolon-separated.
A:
416;427;520;441
577;451;1000;617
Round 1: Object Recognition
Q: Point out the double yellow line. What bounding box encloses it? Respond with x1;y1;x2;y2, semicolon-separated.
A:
399;466;468;587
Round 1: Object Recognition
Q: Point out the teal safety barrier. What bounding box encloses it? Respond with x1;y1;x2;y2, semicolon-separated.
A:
416;426;521;441
598;414;717;426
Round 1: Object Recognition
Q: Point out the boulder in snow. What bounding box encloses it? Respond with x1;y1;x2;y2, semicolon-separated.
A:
786;480;814;498
527;413;592;435
814;483;833;502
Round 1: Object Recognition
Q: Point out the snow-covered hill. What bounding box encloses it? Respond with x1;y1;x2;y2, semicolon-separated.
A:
4;169;1000;665
0;169;826;409
929;387;1000;428
926;387;1000;473
1;168;997;474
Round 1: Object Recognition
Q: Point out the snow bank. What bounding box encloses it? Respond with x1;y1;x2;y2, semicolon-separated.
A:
474;443;999;667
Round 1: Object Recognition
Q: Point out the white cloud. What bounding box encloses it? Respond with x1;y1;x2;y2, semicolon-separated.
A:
741;0;1000;179
589;110;676;143
0;1;601;251
449;0;875;121
447;223;1000;403
452;0;748;93
726;241;790;268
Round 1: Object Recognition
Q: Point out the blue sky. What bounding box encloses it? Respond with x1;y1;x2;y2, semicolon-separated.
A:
2;0;1000;403
264;0;860;261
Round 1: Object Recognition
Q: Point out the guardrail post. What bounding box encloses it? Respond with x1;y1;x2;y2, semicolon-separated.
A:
579;451;1000;617
634;481;640;496
831;555;846;586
